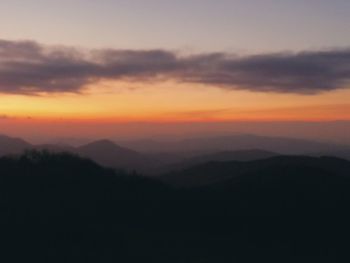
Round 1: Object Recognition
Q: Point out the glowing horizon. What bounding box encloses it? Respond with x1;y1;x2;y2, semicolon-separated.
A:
1;79;350;122
1;1;350;143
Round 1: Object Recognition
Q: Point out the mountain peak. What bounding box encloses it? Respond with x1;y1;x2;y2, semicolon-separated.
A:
86;139;117;147
0;134;32;156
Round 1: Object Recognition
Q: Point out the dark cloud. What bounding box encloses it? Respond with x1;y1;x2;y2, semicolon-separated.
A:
0;39;350;95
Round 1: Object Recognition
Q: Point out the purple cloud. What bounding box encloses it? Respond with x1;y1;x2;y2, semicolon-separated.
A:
0;39;350;95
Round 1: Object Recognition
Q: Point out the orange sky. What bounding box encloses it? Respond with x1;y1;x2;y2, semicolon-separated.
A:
1;1;350;144
1;80;350;122
0;79;349;144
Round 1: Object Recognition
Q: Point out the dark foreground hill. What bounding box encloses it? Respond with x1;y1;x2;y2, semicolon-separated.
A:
2;151;350;262
157;149;278;174
162;155;350;187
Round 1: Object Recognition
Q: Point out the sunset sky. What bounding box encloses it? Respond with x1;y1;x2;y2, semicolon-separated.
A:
0;0;350;143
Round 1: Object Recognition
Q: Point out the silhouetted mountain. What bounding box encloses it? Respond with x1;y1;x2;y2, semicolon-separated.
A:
34;143;76;153
0;135;160;172
0;151;170;262
1;133;350;177
333;150;350;160
2;151;350;262
45;137;93;147
120;138;163;152
180;149;277;167
162;155;350;187
0;134;32;156
77;139;157;171
153;149;278;174
122;134;344;155
312;149;350;161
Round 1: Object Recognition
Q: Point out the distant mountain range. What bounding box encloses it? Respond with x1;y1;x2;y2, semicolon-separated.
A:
0;135;156;172
120;134;347;155
161;155;350;188
155;149;278;174
0;133;350;173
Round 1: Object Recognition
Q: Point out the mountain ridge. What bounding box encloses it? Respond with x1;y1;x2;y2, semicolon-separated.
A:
1;133;350;173
120;133;346;155
161;155;350;187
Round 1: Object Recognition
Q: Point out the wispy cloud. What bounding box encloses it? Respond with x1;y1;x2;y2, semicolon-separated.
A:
1;39;350;95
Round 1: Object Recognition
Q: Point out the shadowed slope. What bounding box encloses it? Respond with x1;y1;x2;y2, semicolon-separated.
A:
1;151;350;262
77;139;157;171
151;149;278;174
161;155;350;187
0;134;32;156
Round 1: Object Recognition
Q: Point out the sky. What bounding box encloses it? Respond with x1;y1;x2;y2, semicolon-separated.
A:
0;0;350;143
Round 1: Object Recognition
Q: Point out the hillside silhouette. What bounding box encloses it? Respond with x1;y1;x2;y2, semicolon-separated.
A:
76;139;157;172
1;134;350;176
0;136;160;172
157;149;278;174
1;151;350;262
0;151;169;262
162;155;350;187
0;134;32;156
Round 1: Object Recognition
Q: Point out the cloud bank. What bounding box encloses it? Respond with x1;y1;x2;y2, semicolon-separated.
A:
1;39;350;95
